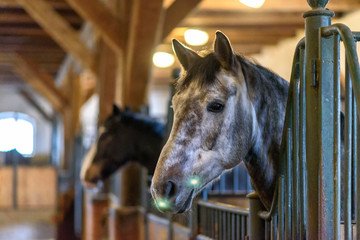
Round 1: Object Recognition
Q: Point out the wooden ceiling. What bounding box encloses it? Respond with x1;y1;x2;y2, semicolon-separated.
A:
0;0;82;88
0;0;359;90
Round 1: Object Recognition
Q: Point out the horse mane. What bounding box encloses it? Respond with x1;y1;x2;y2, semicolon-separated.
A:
176;51;282;93
113;111;165;138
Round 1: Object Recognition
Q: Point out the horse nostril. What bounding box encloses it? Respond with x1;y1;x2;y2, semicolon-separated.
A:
165;180;177;199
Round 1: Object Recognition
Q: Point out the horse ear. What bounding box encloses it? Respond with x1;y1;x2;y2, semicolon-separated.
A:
214;31;235;70
172;39;200;71
113;104;122;116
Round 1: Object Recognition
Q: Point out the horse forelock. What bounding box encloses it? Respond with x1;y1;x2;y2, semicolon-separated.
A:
102;110;164;138
176;51;258;94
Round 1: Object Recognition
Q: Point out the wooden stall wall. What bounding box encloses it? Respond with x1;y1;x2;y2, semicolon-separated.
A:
0;167;13;209
0;166;56;209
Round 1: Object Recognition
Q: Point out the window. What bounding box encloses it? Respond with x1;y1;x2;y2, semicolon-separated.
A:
0;112;35;156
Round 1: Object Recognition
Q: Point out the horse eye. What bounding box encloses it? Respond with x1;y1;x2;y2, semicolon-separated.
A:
207;102;225;113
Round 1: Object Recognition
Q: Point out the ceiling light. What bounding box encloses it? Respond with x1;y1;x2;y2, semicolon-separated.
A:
153;52;175;68
240;0;265;8
184;29;209;46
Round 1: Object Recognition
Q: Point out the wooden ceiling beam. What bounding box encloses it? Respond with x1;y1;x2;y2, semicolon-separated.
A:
198;0;360;12
19;89;54;122
0;13;82;25
0;26;47;36
12;53;68;113
0;0;70;9
161;0;202;40
166;34;287;45
65;0;124;54
168;26;297;40
15;0;96;72
124;0;164;106
157;42;264;55
182;14;304;27
0;45;63;53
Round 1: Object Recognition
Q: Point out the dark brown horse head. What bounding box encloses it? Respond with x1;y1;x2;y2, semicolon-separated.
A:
81;105;164;188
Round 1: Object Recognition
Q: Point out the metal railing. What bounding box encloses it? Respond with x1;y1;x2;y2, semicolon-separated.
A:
196;200;249;240
202;163;252;200
255;1;360;239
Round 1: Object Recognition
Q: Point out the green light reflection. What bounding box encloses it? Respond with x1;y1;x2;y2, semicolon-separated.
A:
187;175;201;188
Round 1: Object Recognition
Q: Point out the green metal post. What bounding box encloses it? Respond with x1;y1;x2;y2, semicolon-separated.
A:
247;192;265;240
303;0;335;238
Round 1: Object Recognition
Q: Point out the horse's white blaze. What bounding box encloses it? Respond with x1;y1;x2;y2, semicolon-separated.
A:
80;144;97;183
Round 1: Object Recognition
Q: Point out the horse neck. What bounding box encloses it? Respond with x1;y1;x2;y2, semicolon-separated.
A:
242;63;289;209
133;123;165;175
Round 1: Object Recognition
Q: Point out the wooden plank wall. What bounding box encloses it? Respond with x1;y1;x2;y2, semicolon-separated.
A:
0;167;13;209
17;166;57;208
0;166;56;209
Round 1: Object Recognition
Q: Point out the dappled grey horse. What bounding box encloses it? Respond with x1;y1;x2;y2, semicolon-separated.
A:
80;105;164;188
151;31;289;213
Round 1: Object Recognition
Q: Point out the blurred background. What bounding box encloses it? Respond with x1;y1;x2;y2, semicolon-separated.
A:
0;0;359;239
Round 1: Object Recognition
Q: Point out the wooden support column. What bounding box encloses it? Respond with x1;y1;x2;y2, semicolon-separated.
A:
124;0;164;107
83;193;111;240
108;206;145;240
97;41;119;125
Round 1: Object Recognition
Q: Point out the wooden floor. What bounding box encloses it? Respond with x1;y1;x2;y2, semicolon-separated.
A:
0;209;56;240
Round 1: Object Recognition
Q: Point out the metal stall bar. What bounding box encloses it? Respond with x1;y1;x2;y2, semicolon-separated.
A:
345;56;353;240
303;1;335;237
322;25;360;112
322;28;360;239
319;21;336;239
257;38;304;240
299;44;307;240
196;200;249;240
333;33;341;240
353;80;358;240
356;32;360;240
352;38;358;240
285;127;292;240
292;48;300;239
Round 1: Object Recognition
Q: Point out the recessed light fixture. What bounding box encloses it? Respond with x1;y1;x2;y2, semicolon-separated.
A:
240;0;265;8
184;29;209;46
153;52;175;68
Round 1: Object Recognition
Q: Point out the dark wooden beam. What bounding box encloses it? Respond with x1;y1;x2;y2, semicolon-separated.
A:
19;89;53;122
182;12;304;28
161;0;202;40
124;0;164;106
0;0;71;9
0;12;82;25
97;41;118;125
65;0;124;54
15;0;96;72
0;26;47;36
13;53;68;113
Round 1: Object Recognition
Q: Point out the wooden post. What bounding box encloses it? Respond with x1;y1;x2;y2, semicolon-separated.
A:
118;162;147;207
83;192;111;240
108;206;145;240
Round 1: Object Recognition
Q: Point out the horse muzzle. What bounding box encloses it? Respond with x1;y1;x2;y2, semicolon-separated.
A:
81;164;102;189
151;180;195;213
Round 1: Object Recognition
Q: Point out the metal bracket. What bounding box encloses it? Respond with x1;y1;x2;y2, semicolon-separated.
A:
311;58;321;87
